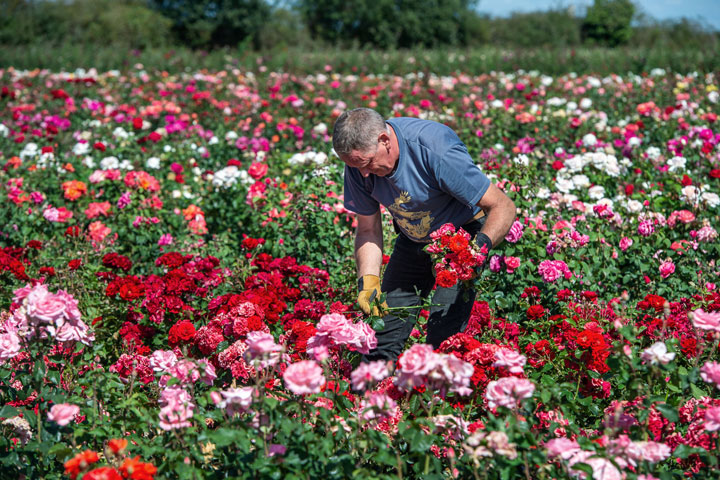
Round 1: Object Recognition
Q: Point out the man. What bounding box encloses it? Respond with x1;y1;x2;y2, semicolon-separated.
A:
333;108;516;362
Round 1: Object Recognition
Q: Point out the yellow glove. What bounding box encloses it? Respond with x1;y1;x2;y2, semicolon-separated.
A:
357;274;387;316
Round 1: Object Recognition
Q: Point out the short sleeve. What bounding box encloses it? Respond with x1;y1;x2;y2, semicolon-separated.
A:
434;143;491;208
343;165;380;215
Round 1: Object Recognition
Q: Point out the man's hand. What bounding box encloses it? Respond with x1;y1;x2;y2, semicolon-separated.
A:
475;232;493;273
357;274;387;316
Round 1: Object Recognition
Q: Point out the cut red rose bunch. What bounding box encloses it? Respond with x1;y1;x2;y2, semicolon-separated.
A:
425;223;489;288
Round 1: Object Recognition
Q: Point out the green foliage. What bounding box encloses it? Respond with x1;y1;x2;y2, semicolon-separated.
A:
298;0;483;48
582;0;636;47
0;0;173;49
146;0;272;49
489;8;581;47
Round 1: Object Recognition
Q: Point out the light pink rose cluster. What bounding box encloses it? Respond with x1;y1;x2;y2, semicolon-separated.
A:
244;331;284;369
492;349;527;374
504;220;524;243
307;313;377;358
158;386;194;430
211;386;255;416
464;430;517;460
700;361;720;389
159;358;216;387
606;435;671;467
350;360;390;391
691;308;720;333
47;403;80;426
394;343;474;396
537;260;572;283
283;359;326;395
484;376;535;409
11;284;93;345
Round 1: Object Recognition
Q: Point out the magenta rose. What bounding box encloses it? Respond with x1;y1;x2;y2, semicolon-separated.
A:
47;403;80;426
504;220;524;243
659;260;675;279
283;360;325;395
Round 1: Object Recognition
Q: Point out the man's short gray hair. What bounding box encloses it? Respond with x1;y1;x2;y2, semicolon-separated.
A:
332;108;387;157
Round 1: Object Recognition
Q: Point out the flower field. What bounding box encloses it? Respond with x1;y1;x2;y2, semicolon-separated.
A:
0;64;719;479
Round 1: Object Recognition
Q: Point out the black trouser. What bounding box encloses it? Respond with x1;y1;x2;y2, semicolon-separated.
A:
361;219;485;362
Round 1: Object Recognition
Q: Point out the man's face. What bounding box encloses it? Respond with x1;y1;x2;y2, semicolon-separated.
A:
341;132;396;177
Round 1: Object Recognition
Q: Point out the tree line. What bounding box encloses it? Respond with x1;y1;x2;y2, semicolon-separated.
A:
0;0;717;52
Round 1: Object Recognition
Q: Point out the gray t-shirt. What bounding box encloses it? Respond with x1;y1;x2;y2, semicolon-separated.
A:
344;117;490;243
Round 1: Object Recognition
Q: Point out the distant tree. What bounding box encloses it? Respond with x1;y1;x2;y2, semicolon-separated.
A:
147;0;271;48
489;8;581;47
297;0;480;48
582;0;635;47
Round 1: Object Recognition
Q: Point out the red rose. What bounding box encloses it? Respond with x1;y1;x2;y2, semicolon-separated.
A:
168;321;196;347
132;117;143;130
68;259;82;270
436;269;458;288
526;304;545;320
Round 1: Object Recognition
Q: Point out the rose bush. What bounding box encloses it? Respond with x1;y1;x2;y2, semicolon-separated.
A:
0;63;718;478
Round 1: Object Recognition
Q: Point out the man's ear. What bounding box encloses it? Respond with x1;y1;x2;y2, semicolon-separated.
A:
378;131;391;148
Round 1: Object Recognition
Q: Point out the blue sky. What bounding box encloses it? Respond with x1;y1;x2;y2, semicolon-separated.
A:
476;0;720;30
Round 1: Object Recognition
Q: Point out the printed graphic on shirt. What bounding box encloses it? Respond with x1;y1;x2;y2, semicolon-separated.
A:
388;191;434;240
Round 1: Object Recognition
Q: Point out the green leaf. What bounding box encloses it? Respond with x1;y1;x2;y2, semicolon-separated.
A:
655;403;679;423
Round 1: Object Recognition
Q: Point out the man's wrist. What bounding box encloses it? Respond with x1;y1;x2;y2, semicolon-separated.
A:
475;233;493;254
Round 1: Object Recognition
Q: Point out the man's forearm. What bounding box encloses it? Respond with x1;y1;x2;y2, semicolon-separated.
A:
479;195;516;248
355;216;384;278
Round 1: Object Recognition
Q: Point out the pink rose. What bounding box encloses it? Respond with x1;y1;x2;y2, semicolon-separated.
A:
659;260;675;279
691;309;720;333
214;387;255;416
0;332;21;362
245;331;281;357
545;437;580;460
619;236;633;251
633;441;671;462
351;321;377;355
395;344;441;390
316;313;350;334
504;221;524;243
283;360;326;395
149;350;179;372
26;286;66;326
700;361;720;389
55;320;95;345
705;406;720;431
351;361;390;391
638;220;655;236
504;256;521;273
360;392;397;421
538;260;571;283
492;349;527;374
640;342;675;365
430;223;456;240
568;451;622;480
47;403;80;426
484;377;535;409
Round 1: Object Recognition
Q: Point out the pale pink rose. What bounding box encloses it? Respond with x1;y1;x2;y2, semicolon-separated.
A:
360;392;397;421
691;309;720;333
504;256;521;273
55;290;82;324
395;344;439;390
619;236;633;251
12;284;34;303
329;323;361;347
306;334;332;362
196;359;216;385
696;225;718;242
700;361;720;389
149;350;179;372
504;221;524;243
283;360;326;395
659;260;675;279
545;437;581;460
245;331;282;357
55;319;94;345
26;288;66;326
214;387;255;416
640;342;675;365
158;387;194;430
704;406;720;431
493;349;527;374
484;377;535;409
47;403;79;426
351;361;390;391
444;354;475;396
633;441;671;462
568;451;622;480
316;313;350;334
351;321;377;355
0;332;22;362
